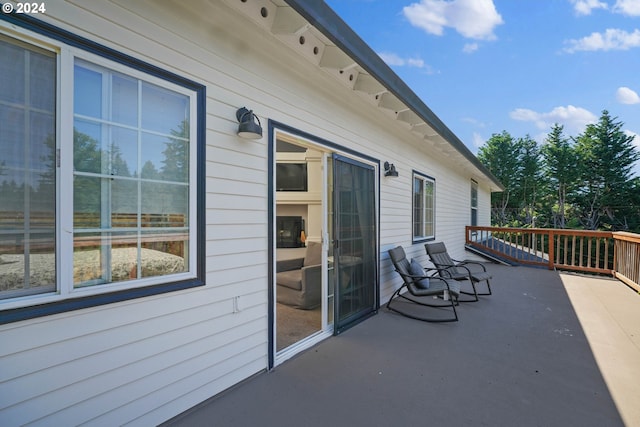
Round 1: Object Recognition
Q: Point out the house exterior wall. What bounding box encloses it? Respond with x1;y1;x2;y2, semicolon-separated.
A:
0;1;495;425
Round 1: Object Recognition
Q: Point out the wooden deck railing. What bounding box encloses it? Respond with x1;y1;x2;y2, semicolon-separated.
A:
613;232;640;293
466;226;640;292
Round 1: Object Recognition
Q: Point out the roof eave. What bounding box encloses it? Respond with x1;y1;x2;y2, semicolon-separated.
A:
284;0;505;191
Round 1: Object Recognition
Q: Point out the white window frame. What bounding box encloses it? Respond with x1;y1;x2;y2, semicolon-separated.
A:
0;24;201;313
412;171;435;242
471;179;478;226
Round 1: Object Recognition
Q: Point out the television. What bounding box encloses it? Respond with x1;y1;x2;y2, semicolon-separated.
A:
276;163;308;191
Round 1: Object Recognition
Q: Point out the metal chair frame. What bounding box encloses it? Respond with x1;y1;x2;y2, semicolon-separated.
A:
425;242;493;302
387;246;460;323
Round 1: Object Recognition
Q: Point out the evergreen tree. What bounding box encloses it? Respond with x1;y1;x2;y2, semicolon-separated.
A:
73;129;102;174
141;160;160;179
574;111;639;230
629;177;640;231
73;129;102;225
38;133;57;205
161;120;189;182
477;111;639;232
144;120;191;217
477;131;520;225
541;124;578;228
109;143;131;177
515;135;541;226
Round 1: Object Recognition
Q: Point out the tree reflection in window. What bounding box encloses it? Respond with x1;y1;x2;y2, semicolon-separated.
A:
72;118;189;286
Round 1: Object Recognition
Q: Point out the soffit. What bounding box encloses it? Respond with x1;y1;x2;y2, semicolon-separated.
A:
220;0;504;190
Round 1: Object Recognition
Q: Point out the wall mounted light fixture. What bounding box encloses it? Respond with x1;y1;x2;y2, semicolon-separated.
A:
236;107;263;139
384;161;399;177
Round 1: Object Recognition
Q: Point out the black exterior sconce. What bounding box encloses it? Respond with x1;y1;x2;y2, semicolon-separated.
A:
236;107;263;139
384;161;399;177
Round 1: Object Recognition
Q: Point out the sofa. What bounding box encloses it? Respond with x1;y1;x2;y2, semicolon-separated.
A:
276;241;322;309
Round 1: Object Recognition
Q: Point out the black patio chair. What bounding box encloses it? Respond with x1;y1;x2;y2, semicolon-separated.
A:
387;246;461;323
425;242;492;301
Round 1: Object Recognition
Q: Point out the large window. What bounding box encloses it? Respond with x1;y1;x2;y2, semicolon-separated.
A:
0;24;203;319
412;171;435;241
72;60;191;288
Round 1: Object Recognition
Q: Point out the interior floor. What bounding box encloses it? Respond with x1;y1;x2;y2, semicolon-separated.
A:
276;303;321;351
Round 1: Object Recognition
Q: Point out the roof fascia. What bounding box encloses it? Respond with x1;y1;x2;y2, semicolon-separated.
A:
283;0;505;191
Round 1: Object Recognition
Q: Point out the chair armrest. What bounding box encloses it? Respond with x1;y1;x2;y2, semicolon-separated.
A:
301;264;322;287
276;257;304;273
429;276;452;288
424;266;456;279
453;259;487;272
429;276;460;297
401;266;454;281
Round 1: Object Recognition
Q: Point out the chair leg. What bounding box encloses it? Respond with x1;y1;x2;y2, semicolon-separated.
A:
386;287;458;323
473;279;492;296
458;279;479;302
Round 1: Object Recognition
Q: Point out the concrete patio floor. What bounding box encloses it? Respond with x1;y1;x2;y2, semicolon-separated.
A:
164;264;640;427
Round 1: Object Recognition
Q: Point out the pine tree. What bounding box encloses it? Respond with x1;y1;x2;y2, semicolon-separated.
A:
541;124;578;228
515;135;541;226
574;111;639;230
477;131;520;225
161;119;189;183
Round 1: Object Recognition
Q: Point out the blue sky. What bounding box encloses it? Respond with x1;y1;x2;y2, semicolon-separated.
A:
324;0;640;175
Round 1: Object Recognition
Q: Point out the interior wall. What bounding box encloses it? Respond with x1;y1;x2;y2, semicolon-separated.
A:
276;205;307;220
275;144;323;243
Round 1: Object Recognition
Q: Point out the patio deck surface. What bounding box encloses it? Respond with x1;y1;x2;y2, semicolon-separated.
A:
164;264;640;427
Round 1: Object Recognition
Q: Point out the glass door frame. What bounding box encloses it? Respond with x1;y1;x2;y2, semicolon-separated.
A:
268;122;380;368
271;130;333;367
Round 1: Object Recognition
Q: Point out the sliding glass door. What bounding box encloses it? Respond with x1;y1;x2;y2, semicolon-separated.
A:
271;129;379;366
331;155;377;333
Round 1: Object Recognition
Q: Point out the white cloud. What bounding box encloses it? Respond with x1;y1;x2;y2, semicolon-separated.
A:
570;0;608;15
462;117;486;127
472;132;485;148
407;58;426;68
563;28;640;52
378;52;436;74
613;0;640;16
463;42;479;53
403;0;503;40
378;52;405;66
510;105;597;134
616;86;640;104
533;132;550;144
569;0;640;17
625;129;639;147
378;52;420;67
509;108;539;123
